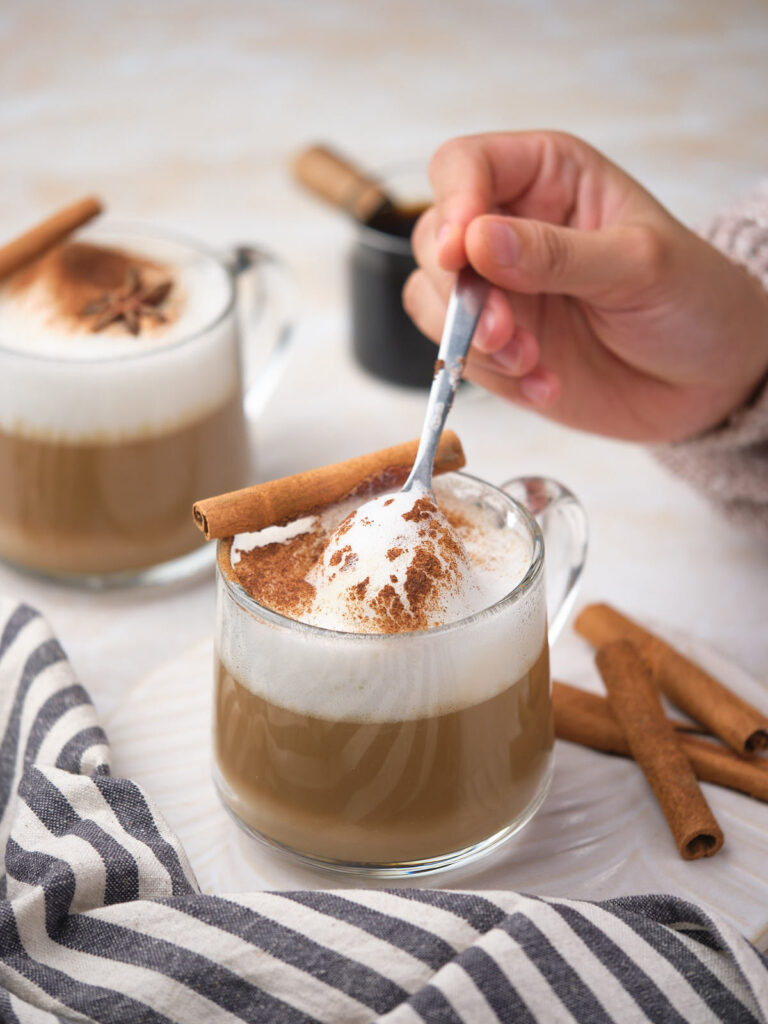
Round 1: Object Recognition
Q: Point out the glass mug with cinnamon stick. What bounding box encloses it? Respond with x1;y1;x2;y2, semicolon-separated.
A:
0;215;293;585
205;435;587;875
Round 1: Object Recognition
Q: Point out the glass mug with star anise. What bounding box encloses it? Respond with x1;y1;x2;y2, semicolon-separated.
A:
0;223;294;584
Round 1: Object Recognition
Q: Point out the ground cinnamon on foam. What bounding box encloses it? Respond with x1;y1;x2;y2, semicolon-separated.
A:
392;496;466;631
232;495;471;633
233;527;326;619
8;241;177;331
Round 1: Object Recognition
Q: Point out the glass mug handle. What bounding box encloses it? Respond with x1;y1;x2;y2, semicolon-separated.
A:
500;477;588;644
227;246;297;420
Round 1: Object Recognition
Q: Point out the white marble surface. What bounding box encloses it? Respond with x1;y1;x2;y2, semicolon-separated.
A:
2;0;768;937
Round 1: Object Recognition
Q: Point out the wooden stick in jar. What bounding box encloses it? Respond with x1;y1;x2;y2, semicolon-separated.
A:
575;603;768;754
193;431;466;540
292;144;394;224
0;197;103;282
596;640;724;860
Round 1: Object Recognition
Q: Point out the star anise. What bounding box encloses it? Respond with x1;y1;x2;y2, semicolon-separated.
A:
80;267;173;335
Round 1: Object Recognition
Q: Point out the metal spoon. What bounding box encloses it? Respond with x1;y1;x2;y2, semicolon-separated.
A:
402;266;489;494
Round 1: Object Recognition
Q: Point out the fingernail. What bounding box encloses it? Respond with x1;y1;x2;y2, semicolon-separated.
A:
473;307;496;352
490;339;522;374
437;223;455;249
520;374;553;404
484;222;519;267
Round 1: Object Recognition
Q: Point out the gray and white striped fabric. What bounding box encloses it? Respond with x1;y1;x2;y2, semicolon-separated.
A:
1;596;767;1024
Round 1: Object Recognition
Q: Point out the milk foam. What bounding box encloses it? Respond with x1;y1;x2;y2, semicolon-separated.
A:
0;228;238;439
305;485;505;632
221;474;547;722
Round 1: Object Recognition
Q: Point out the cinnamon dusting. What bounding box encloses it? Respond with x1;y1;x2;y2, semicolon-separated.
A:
231;484;475;634
438;528;465;561
329;545;348;567
333;511;357;538
341;550;358;571
7;241;177;336
369;584;410;632
402;496;438;523
404;548;445;620
233;529;325;618
444;507;473;533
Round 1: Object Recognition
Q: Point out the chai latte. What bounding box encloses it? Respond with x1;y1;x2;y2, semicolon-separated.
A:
215;644;550;863
214;474;553;867
0;229;249;578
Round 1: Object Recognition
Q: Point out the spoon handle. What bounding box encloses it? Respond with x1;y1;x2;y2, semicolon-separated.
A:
404;266;489;491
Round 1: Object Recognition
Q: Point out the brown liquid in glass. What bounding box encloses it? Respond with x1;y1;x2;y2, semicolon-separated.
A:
0;393;248;575
214;643;552;864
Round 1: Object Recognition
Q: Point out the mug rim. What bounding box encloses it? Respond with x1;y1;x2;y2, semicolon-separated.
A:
355;220;415;258
0;220;237;365
216;470;545;643
354;161;430;257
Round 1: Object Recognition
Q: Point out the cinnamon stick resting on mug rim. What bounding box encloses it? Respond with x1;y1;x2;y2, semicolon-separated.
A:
0;197;103;282
193;431;466;540
575;603;768;754
553;681;768;803
596;640;724;860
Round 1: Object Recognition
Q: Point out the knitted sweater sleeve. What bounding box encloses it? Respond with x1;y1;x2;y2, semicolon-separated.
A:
652;182;768;533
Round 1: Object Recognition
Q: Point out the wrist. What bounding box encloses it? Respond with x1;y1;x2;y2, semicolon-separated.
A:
695;180;768;430
714;269;768;429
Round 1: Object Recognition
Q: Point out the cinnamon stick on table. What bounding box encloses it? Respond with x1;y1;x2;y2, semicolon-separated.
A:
0;197;103;282
575;603;768;754
596;640;724;860
553;681;768;803
193;431;466;540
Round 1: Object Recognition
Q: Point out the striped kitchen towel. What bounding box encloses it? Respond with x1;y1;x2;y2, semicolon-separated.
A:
1;597;767;1024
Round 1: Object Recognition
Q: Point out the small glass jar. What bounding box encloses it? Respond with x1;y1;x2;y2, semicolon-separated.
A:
349;164;437;388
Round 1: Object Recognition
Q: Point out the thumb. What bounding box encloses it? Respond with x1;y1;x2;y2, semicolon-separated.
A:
466;214;660;302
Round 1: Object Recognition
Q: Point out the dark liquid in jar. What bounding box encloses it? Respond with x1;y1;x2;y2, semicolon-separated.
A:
350;202;438;388
367;202;427;237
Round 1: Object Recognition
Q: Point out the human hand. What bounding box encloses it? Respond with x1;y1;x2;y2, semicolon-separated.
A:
404;132;768;442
